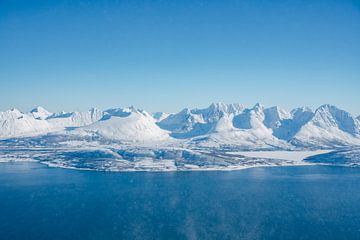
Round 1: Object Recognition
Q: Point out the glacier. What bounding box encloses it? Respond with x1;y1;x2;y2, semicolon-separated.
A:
0;103;359;171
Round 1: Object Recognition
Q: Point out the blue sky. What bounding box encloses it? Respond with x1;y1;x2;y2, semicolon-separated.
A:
1;0;359;114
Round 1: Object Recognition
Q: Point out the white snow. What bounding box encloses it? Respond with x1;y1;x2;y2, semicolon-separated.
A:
293;105;360;147
78;108;170;142
0;108;53;138
30;106;52;120
229;150;332;162
0;103;359;150
47;107;104;128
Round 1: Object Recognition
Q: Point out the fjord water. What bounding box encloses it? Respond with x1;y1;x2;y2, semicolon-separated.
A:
1;163;360;240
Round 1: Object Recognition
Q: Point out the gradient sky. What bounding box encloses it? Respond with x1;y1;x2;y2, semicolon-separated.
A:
1;0;359;114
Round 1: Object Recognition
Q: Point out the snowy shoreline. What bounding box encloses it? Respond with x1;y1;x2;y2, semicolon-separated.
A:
0;149;335;172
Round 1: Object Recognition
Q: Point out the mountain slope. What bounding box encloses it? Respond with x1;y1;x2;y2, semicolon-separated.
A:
273;107;314;141
0;108;53;138
291;105;360;147
158;103;243;138
0;104;359;149
47;108;104;129
263;106;291;129
30;106;52;120
192;104;292;149
78;108;169;142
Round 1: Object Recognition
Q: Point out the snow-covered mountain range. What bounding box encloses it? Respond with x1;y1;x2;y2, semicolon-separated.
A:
1;103;360;149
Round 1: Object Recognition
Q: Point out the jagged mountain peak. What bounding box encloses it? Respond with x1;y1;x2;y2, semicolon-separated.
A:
291;105;360;147
30;106;52;120
315;104;344;114
313;104;358;131
206;102;244;115
209;102;226;108
254;102;264;108
291;107;313;116
158;103;244;138
194;103;244;122
232;104;267;130
263;106;291;129
264;106;291;118
208;102;243;110
0;103;359;148
0;108;24;120
252;103;265;112
317;104;337;110
30;106;48;113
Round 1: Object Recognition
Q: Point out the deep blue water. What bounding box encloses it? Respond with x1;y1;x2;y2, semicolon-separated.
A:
1;163;360;240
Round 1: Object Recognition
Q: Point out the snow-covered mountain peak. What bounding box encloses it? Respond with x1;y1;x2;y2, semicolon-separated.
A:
31;106;48;113
0;109;23;123
291;107;313;116
312;105;360;135
158;107;204;134
270;106;314;141
158;103;244;138
104;107;134;118
318;104;335;110
209;102;226;109
79;108;169;142
0;103;359;148
206;102;244;115
263;106;291;129
291;105;360;147
233;104;266;130
0;108;53;138
44;108;105;129
211;114;235;132
253;103;264;111
30;106;52;120
266;106;290;116
102;107;156;121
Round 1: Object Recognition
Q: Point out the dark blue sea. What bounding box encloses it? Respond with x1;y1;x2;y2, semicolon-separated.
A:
1;162;360;240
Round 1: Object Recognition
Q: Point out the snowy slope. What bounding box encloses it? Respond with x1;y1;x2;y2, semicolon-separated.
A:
232;103;268;130
47;108;104;129
158;108;205;135
0;103;360;149
263;106;291;129
0;108;53;138
78;107;170;142
291;105;360;147
273;107;314;140
30;106;52;120
158;103;243;138
192;104;291;149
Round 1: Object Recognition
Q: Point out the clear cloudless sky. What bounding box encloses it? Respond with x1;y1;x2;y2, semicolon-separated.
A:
0;0;359;114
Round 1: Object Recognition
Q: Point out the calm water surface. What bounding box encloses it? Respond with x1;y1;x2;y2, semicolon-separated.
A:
1;162;360;240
